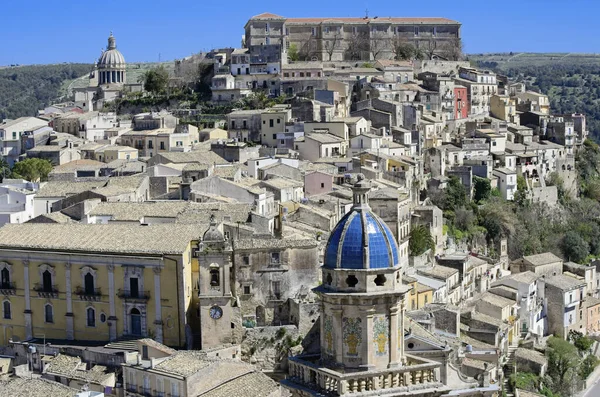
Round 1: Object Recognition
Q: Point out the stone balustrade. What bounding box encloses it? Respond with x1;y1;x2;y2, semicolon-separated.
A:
287;354;442;396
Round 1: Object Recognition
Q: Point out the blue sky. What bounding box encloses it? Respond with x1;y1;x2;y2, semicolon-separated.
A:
1;0;597;65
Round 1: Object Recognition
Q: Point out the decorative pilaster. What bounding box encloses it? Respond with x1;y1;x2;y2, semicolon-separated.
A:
153;267;163;343
65;262;74;340
331;306;344;365
388;305;400;368
364;308;376;370
23;260;32;340
107;264;117;341
399;299;406;364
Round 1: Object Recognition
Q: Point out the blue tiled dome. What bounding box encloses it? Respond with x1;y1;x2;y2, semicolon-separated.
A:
324;176;399;270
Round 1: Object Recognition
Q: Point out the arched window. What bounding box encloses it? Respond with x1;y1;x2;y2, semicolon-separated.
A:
45;304;53;323
84;273;95;295
3;301;10;319
0;268;9;288
210;268;220;287
42;270;52;292
87;307;95;327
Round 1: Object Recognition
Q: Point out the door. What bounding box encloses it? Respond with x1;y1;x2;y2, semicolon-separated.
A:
130;278;139;298
131;308;142;335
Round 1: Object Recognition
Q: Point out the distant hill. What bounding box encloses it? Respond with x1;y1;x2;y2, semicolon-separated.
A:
469;53;600;140
0;64;92;120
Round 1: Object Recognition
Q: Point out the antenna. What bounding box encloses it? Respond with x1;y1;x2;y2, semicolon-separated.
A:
365;8;369;18
158;53;161;62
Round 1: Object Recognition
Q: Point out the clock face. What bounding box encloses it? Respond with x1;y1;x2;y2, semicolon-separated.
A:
209;306;223;320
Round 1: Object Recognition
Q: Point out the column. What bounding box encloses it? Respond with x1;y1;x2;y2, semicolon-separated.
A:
399;299;406;364
364;308;375;370
65;262;74;340
23;260;32;340
107;264;117;341
153;267;163;343
388;305;400;368
331;306;343;364
112;71;116;83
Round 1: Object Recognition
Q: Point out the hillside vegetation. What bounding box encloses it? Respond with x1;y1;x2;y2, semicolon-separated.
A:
0;64;92;120
469;52;600;140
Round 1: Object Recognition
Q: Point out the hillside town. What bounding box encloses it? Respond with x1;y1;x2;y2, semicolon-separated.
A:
0;12;598;397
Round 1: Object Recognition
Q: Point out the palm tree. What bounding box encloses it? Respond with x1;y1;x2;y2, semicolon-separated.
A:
409;225;435;256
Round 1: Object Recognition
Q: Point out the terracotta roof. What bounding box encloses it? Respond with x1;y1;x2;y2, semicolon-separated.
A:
286;17;459;25
251;12;285;19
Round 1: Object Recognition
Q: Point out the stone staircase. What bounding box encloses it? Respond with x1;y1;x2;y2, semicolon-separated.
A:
502;345;518;397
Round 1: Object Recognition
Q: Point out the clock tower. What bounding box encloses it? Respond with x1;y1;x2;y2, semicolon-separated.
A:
197;215;236;350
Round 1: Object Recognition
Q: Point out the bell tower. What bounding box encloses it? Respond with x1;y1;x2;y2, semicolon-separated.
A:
318;175;411;370
197;215;235;350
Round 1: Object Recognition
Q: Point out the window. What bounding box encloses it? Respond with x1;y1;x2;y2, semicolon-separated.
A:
277;118;281;124
12;132;16;139
271;252;280;264
425;295;428;304
156;378;164;394
1;267;9;288
285;28;289;35
374;274;387;286
210;268;220;287
283;72;289;77
321;183;325;188
42;270;52;292
265;23;269;32
346;275;358;288
3;301;10;319
87;307;96;327
148;141;153;149
271;281;281;299
160;141;165;150
45;304;53;323
244;285;251;295
172;382;180;397
84;272;94;295
324;26;329;34
312;27;316;36
242;255;249;265
414;27;419;36
272;134;277;140
100;313;107;323
130;277;139;298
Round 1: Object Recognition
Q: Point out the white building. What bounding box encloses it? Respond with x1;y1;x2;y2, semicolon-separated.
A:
493;167;517;201
0;179;38;225
0;117;48;165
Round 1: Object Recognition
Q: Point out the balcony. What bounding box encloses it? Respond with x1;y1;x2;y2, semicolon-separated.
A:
117;289;150;302
0;282;16;296
74;286;102;301
33;283;59;298
286;354;442;396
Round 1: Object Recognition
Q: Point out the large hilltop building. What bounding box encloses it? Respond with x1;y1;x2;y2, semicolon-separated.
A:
74;33;138;111
244;12;461;61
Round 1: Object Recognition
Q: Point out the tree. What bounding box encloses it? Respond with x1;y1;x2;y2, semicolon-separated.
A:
409;225;435;256
345;32;369;61
569;330;594;354
562;230;589;263
392;38;417;60
323;29;342;61
545;336;581;397
473;176;492;203
579;355;599;379
444;176;468;211
369;31;391;61
288;44;300;62
0;157;10;182
141;65;169;95
11;158;53;182
438;38;463;61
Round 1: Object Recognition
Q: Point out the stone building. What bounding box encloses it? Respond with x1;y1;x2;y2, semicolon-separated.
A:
244;13;461;61
232;237;319;327
283;176;448;396
544;274;587;339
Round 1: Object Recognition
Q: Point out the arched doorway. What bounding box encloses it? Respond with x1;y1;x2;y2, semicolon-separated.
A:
1;268;9;288
42;270;52;292
130;308;142;336
256;305;265;327
84;273;94;295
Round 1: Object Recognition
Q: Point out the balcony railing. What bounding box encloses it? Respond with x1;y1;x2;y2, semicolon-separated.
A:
0;282;16;295
74;286;102;301
286;354;441;395
117;289;150;301
33;283;59;298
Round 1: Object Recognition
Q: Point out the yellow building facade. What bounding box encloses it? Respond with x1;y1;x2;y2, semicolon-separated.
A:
0;223;201;348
